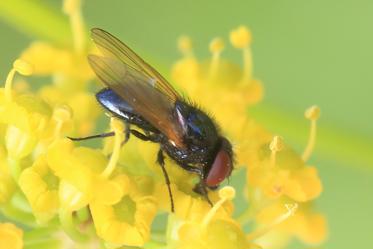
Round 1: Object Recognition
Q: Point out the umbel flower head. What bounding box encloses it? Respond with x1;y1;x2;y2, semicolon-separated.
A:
0;1;327;248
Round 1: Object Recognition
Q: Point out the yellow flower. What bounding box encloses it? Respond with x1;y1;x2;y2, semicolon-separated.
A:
248;145;322;202
171;27;265;171
256;201;327;245
168;187;250;249
176;219;249;249
18;155;59;222
0;0;327;246
90;177;158;246
47;138;115;210
20;42;93;88
0;223;23;249
0;91;51;160
0;147;16;203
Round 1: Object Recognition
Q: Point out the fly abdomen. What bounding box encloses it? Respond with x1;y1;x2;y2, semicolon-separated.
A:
96;88;157;132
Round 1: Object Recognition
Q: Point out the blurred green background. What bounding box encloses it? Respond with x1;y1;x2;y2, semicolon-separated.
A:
0;0;372;248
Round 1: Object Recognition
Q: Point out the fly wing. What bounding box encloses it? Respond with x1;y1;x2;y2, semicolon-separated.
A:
88;54;185;147
91;28;180;101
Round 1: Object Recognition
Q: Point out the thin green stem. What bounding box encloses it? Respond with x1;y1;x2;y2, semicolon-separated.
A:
249;103;373;169
24;239;61;249
0;0;71;45
0;204;35;226
24;227;59;242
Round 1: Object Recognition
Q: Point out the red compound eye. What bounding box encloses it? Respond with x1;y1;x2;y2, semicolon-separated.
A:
205;149;232;187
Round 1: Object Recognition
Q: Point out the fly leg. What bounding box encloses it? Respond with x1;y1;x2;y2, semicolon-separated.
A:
157;149;175;213
193;180;213;207
130;129;160;143
68;122;131;144
67;131;115;141
179;162;202;175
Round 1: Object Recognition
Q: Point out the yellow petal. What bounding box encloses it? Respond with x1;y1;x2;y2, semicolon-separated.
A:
5;125;37;159
0;223;23;249
59;180;89;211
93;177;124;205
284;167;322;202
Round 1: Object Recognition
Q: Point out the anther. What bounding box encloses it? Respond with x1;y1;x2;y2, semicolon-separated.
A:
63;0;85;53
302;105;320;162
178;36;193;57
230;26;252;49
13;59;33;76
230;26;253;82
5;59;33;101
53;105;72;139
209;38;225;54
209;38;224;78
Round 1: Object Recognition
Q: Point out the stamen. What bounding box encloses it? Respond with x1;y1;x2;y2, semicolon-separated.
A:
302;105;320;162
209;37;224;78
101;118;124;178
63;0;85;53
178;36;194;57
229;26;253;82
202;186;235;227
5;59;33;101
269;136;284;167
13;59;33;76
52;105;72;139
246;203;298;241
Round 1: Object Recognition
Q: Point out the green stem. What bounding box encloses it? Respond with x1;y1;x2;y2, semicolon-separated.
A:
0;0;71;46
150;230;166;243
0;204;35;226
8;157;22;181
144;240;167;249
59;209;90;243
24;227;59;242
76;206;90;223
236;207;255;226
24;239;61;249
12;191;32;213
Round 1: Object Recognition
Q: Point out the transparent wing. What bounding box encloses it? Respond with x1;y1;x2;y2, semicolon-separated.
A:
88;55;184;147
91;28;180;101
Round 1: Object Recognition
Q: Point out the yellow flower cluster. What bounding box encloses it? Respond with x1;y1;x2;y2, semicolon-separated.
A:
0;1;327;248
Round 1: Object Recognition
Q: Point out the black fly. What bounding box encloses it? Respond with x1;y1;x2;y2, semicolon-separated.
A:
69;28;233;212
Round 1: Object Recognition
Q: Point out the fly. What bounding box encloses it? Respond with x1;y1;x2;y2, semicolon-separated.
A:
69;28;234;212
